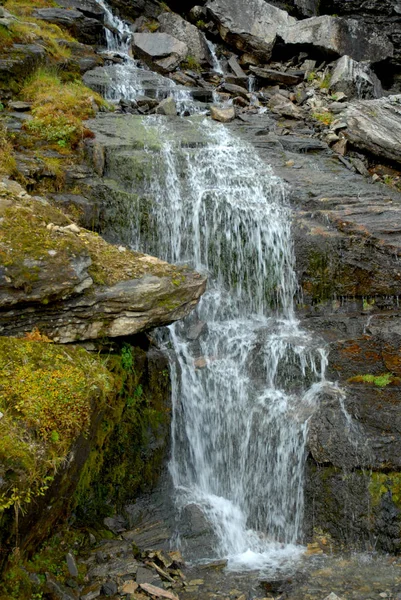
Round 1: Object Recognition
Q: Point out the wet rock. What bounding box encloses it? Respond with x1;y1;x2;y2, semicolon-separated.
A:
157;12;212;66
249;66;302;86
32;8;105;45
221;82;249;100
343;95;401;165
210;105;236;122
155;97;177;116
132;32;188;74
330;55;384;99
205;0;296;62
282;15;393;63
106;0;160;20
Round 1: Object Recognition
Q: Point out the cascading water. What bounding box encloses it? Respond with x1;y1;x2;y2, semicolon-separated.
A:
131;117;329;572
95;0;330;575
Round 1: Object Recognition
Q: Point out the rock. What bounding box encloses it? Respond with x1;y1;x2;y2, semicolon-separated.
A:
136;566;162;586
210;105;236;122
282;15;393;63
294;0;320;16
205;0;296;62
104;0;159;20
46;574;76;600
221;82;249;99
104;515;127;534
228;55;246;78
330;55;384;99
80;583;102;600
249;66;302;86
102;580;118;596
323;594;344;600
121;581;139;594
66;553;79;578
0;44;46;97
55;0;106;20
0;192;206;342
139;583;179;600
332;138;347;155
157;12;211;66
268;94;302;118
32;8;105;45
87;558;140;580
7;101;32;112
343;95;401;165
155;97;177;116
132;32;188;73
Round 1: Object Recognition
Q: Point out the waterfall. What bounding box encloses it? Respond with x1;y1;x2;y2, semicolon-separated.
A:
204;37;224;75
95;0;329;574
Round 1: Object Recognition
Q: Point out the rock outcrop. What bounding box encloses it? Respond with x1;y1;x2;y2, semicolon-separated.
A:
342;95;401;164
132;32;189;73
32;8;105;45
330;55;384;99
0;179;206;343
206;0;296;62
157;12;212;66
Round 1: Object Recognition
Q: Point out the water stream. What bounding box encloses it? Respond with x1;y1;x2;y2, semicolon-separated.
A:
95;0;331;575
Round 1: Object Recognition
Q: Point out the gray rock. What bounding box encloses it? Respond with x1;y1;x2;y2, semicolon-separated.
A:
46;574;76;600
294;0;320;17
331;55;384;99
228;55;246;78
249;65;302;86
87;558;140;580
104;515;127;534
66;553;79;578
157;12;211;66
32;8;104;45
80;583;102;600
221;82;249;99
282;15;393;63
155;97;177;116
102;580;118;596
205;0;296;62
136;566;162;585
210;105;236;122
343;95;401;164
7;101;31;111
268;94;302;118
55;0;105;20
132;32;188;73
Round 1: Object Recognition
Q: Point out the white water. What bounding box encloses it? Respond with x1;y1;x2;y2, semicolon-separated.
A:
204;37;224;75
96;0;330;574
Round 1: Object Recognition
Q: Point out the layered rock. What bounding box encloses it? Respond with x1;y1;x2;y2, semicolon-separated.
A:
157;12;212;66
342;95;401;164
330;55;384;99
32;8;105;45
0;180;206;343
132;32;189;73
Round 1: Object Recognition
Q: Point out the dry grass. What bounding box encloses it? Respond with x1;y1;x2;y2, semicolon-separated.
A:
0;122;17;177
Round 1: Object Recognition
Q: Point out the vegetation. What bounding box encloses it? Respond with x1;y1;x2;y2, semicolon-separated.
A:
20;68;108;150
181;55;202;72
348;372;401;387
0;336;114;515
0;122;16;176
312;110;335;126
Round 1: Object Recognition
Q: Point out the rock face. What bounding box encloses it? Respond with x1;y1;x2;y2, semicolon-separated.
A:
282;15;393;63
32;8;105;45
157;12;212;66
206;0;296;61
330;55;384;99
0;44;46;98
132;32;189;73
342;95;401;164
0;180;206;343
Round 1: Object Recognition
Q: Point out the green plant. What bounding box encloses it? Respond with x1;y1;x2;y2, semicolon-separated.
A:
320;72;331;89
348;372;400;387
181;54;202;72
307;71;316;83
196;19;207;29
312;111;334;126
144;19;159;32
121;344;133;372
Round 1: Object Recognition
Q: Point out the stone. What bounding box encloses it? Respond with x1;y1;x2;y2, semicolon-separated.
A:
0;44;46;96
267;94;302;118
55;0;106;20
228;55;246;78
132;33;188;74
157;12;211;66
343;95;401;165
210;105;236;123
122;581;139;594
323;595;343;600
205;0;296;62
88;558;140;580
8;101;32;111
282;15;393;63
139;583;179;600
46;574;76;600
332;138;347;155
136;566;162;585
249;66;302;86
155;97;177;116
102;581;118;596
104;515;127;534
221;82;249;100
80;584;102;600
66;553;79;578
32;8;105;45
330;55;384;99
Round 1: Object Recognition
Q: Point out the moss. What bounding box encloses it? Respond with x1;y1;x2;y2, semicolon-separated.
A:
348;372;401;387
304;249;334;302
312;111;334;126
181;55;202;72
0;336;114;514
370;472;401;509
0;122;17;177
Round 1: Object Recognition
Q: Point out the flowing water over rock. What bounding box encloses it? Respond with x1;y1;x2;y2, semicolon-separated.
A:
93;0;331;577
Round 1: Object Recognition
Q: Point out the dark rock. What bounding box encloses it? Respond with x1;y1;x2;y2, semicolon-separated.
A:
106;0;160;20
104;515;127;534
331;55;384;99
80;583;102;600
343;95;401;165
45;574;76;600
157;12;212;66
221;82;249;99
136;566;162;585
32;8;105;45
279;136;328;153
55;0;106;20
250;65;302;86
205;0;296;62
132;32;188;73
87;557;140;580
102;580;118;596
0;44;46;97
282;15;393;63
224;75;249;88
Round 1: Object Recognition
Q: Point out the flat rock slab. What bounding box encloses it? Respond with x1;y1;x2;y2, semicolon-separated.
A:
250;66;302;86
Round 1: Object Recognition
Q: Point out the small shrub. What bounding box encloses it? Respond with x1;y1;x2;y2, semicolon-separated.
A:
320;72;331;89
144;19;160;32
181;54;202;72
312;111;334;126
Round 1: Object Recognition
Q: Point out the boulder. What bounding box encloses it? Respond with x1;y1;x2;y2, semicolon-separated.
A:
267;94;302;118
342;95;401;165
249;65;302;86
155;97;177;116
106;0;160;20
282;15;393;63
330;55;384;99
54;0;106;21
132;32;188;73
205;0;296;62
0;182;206;342
32;8;105;45
157;12;212;66
210;105;236;122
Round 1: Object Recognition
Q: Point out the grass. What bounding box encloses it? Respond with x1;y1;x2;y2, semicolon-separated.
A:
20;68;108;149
312;111;335;126
0;122;17;176
181;54;202;72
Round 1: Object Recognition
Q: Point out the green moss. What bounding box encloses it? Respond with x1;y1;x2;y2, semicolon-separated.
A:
348;372;399;387
370;472;401;508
